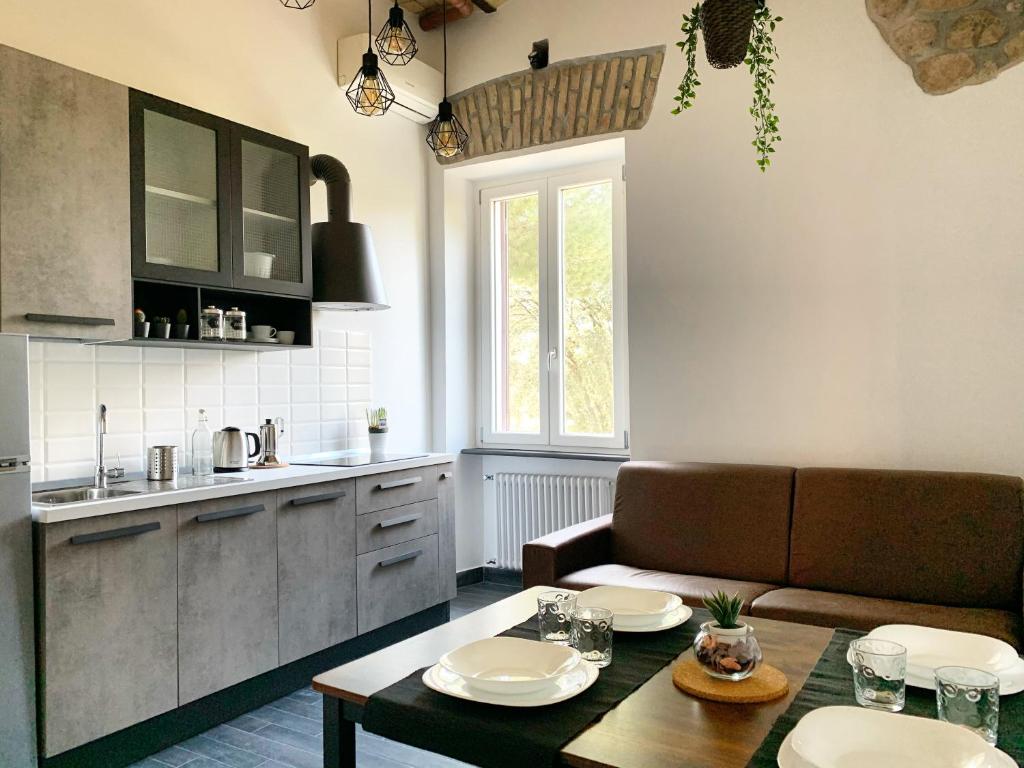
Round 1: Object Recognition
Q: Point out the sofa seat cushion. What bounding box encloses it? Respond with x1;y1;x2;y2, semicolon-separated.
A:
555;564;780;615
749;588;1023;650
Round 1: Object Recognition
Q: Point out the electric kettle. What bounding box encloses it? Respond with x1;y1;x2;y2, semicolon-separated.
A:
213;427;260;472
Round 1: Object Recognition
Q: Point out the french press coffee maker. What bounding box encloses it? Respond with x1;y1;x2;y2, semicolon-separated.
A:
256;417;286;466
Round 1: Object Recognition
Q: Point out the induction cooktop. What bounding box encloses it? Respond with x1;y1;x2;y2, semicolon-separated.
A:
291;453;428;468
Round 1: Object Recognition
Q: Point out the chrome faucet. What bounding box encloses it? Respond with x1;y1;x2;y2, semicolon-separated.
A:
94;404;124;489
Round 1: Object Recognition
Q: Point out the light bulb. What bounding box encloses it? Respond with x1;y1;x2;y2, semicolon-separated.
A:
383;27;413;56
357;74;386;116
433;120;461;158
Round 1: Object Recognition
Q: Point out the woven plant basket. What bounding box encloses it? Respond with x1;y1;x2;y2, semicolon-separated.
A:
701;0;758;69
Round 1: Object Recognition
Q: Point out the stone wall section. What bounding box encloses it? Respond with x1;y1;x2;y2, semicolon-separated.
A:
438;46;666;164
867;0;1024;94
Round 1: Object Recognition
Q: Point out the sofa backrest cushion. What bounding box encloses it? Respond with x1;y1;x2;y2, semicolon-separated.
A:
790;468;1024;609
611;462;796;584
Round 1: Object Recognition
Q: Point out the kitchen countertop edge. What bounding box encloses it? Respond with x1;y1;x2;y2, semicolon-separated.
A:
32;454;457;524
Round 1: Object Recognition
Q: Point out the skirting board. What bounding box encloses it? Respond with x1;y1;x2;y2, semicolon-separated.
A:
456;567;523;588
41;602;450;768
457;566;484;587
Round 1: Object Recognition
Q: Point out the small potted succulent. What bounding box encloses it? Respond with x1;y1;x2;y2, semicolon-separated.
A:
133;308;150;338
150;315;171;339
366;406;388;455
173;308;190;340
693;591;762;681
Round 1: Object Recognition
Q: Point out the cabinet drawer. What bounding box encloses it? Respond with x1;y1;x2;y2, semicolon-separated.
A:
38;507;178;757
356;467;437;514
356;499;438;555
356;535;440;634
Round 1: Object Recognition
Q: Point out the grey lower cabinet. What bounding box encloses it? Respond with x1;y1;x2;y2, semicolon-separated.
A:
35;463;455;755
0;44;132;341
277;480;357;665
36;507;178;757
437;464;457;602
177;492;279;704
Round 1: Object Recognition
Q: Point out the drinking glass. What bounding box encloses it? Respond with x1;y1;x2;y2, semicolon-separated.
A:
847;638;907;712
571;607;613;668
935;666;1000;746
536;591;576;645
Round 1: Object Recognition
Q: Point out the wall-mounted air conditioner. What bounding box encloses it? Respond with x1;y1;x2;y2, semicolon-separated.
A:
338;34;442;125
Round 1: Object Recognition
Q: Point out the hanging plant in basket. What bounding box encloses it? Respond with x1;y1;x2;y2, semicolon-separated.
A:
672;0;783;172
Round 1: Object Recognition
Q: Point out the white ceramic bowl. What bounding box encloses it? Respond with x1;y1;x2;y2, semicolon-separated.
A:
576;586;683;628
789;706;1009;768
439;637;582;696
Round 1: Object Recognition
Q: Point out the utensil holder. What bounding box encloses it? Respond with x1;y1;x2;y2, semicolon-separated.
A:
147;445;179;481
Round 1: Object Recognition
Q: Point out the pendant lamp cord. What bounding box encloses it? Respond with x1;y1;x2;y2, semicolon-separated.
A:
367;0;372;52
442;0;448;98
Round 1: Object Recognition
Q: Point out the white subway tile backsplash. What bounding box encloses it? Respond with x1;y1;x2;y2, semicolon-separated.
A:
290;348;318;366
29;330;372;475
144;348;183;363
347;349;372;367
186;385;223;406
144;386;184;409
258;366;289;386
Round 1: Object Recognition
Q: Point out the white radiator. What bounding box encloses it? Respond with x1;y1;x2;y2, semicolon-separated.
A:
494;473;614;571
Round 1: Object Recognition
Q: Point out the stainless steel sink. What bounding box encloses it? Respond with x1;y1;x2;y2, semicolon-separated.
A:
32;487;142;505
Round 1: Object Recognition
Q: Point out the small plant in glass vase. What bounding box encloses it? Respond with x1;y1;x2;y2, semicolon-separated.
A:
694;591;763;681
366;407;388;455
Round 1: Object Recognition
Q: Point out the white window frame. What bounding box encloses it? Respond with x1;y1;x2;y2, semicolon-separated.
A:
477;161;628;453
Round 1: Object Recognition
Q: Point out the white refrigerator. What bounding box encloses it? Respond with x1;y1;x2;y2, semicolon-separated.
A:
0;334;37;766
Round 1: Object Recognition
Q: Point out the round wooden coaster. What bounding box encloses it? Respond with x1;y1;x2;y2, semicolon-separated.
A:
672;658;788;703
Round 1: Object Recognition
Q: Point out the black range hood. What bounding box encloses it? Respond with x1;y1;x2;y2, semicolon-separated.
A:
309;154;389;311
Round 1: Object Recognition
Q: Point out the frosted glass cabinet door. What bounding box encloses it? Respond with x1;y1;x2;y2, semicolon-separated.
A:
130;91;233;286
230;125;312;297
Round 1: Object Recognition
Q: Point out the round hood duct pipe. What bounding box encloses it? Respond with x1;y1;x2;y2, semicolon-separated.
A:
309;154;389;311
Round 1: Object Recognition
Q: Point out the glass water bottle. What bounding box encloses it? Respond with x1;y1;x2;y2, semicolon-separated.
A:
191;408;214;477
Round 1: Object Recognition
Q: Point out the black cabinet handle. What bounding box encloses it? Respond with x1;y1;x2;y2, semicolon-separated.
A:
70;521;160;545
25;313;116;326
377;476;422;491
439;471;453;480
379;549;423;568
196;504;264;523
378;512;423;529
290;490;347;507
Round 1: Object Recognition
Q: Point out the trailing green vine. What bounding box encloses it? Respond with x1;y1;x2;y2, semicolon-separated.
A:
746;5;783;172
672;5;702;114
671;1;783;172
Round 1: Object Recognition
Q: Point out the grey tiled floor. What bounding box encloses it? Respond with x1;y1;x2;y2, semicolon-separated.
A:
130;582;519;768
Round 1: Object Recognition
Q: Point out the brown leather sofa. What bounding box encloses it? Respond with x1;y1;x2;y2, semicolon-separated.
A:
522;462;1024;649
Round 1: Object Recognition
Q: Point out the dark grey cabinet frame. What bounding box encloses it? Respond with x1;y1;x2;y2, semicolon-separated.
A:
129;90;312;299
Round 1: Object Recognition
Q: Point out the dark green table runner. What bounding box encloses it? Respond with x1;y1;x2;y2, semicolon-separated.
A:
747;628;1024;767
362;608;708;768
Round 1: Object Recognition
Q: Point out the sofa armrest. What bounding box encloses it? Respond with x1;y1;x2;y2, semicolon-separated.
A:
522;514;614;589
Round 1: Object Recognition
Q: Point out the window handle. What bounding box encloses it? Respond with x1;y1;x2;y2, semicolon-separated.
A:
547;347;559;371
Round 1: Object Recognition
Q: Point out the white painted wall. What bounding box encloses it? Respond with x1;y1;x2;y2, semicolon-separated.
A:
444;0;1024;475
0;0;437;461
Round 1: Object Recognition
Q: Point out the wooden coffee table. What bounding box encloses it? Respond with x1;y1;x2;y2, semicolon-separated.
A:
313;586;834;768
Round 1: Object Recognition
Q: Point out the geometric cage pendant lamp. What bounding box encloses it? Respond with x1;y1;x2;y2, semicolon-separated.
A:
375;0;418;66
346;0;396;116
425;0;469;158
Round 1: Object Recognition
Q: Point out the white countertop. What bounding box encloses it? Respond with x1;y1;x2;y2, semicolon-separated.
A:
32;454;455;524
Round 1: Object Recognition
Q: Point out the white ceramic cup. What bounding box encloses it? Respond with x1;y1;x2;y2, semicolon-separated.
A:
251;325;277;340
277;330;295;345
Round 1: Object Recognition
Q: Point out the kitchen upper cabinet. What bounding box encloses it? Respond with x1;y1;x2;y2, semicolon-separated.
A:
36;507;178;757
129;92;233;287
130;90;312;298
0;45;132;341
177;492;279;704
277;481;357;665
